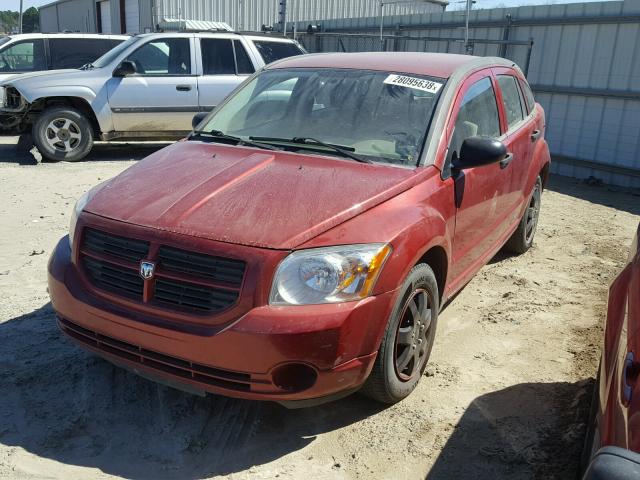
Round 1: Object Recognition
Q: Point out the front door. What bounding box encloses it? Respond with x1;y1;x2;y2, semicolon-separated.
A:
448;73;513;284
107;37;198;133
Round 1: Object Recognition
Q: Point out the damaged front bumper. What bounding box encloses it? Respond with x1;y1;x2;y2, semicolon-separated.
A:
0;86;30;135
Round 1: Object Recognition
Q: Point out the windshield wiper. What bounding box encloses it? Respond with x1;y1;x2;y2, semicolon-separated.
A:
249;136;371;164
190;130;279;151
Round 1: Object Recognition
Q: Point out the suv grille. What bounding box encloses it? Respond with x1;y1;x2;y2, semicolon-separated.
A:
80;228;245;314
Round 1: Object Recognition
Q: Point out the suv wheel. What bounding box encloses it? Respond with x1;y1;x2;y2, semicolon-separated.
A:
504;175;542;254
33;107;94;162
360;263;439;404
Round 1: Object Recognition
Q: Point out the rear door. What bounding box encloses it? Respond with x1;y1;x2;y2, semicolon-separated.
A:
107;36;198;133
49;37;115;69
195;37;254;112
447;71;513;283
493;68;532;225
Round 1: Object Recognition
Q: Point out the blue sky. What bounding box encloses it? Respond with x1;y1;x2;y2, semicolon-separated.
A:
8;0;614;12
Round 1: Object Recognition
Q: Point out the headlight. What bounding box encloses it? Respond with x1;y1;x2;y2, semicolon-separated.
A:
270;244;392;305
69;184;102;247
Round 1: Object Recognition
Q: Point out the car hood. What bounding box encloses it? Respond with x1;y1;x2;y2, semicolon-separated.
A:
85;141;423;250
2;69;90;89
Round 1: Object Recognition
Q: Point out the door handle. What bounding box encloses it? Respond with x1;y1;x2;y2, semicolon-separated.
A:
531;129;542;142
500;153;513;169
176;85;192;92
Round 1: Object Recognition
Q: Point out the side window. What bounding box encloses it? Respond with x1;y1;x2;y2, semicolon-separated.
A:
497;75;524;129
0;39;45;72
253;41;304;65
519;79;536;114
201;39;236;75
126;38;191;75
50;38;113;69
448;77;501;167
233;40;254;74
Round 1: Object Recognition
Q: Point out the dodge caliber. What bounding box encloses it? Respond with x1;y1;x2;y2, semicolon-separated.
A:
48;52;551;407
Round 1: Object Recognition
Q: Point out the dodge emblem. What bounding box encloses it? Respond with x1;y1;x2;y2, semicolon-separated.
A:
139;260;155;280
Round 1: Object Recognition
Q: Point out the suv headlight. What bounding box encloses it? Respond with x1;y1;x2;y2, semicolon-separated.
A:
269;244;392;305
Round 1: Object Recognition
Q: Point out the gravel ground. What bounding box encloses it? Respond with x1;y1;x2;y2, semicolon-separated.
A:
1;136;639;480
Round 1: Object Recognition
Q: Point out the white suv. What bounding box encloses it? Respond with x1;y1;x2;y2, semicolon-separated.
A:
0;32;305;161
0;33;128;83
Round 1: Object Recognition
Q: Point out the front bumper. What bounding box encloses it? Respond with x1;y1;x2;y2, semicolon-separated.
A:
48;236;398;404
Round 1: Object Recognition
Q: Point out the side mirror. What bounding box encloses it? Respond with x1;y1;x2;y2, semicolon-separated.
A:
113;60;137;77
452;136;507;170
192;112;209;130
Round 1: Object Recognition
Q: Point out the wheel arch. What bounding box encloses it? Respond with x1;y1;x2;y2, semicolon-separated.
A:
32;96;101;138
414;245;448;305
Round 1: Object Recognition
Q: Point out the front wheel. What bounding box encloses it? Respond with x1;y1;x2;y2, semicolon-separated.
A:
33;107;94;162
360;263;439;404
504;175;542;254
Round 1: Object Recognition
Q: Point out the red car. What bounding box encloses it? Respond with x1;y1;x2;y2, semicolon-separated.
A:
583;223;640;467
47;52;550;406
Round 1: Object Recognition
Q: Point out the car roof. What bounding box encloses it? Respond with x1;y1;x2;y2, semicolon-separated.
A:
266;52;513;79
137;32;297;42
7;33;129;40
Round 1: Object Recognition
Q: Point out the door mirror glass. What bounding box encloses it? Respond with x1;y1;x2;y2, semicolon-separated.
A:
453;136;506;170
192;112;209;130
113;60;137;77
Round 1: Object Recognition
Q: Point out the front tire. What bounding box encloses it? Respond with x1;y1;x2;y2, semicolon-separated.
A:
360;263;439;404
33;107;94;162
505;175;542;254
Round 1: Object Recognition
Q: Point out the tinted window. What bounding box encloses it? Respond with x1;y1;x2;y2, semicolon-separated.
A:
126;38;191;75
449;77;501;163
50;38;114;69
519;78;536;113
497;75;524;129
0;39;45;72
234;40;254;74
201;39;235;75
253;41;303;65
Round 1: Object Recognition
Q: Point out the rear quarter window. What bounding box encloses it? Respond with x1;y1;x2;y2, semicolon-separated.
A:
253;41;303;65
519;79;536;113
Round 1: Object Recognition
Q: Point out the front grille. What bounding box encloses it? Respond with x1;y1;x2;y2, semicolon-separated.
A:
84;257;144;298
59;317;251;392
79;228;246;314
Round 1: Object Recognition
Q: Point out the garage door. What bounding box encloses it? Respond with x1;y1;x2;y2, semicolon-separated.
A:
124;0;139;34
99;0;111;33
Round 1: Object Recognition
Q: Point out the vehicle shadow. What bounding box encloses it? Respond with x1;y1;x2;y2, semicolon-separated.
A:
547;174;640;217
1;303;386;479
0;136;171;164
426;379;593;480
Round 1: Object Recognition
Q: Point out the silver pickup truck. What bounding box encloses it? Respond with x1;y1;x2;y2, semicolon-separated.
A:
0;32;305;161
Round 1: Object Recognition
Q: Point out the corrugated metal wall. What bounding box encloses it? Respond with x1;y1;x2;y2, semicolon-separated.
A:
296;0;640;188
39;0;96;33
152;0;444;32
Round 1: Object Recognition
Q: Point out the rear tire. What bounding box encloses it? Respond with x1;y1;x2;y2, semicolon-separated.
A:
360;263;439;404
33;107;93;162
504;175;542;254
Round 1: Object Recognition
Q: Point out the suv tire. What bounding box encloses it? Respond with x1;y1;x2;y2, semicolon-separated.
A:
33;107;93;162
504;175;542;254
360;263;439;404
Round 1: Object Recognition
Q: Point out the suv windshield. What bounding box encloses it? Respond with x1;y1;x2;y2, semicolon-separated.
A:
198;68;445;166
92;36;141;68
253;41;305;64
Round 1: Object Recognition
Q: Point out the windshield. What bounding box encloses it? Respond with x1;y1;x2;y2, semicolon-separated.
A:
198;68;444;166
92;36;141;68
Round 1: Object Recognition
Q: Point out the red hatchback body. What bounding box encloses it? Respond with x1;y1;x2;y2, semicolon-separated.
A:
47;53;550;406
584;224;640;462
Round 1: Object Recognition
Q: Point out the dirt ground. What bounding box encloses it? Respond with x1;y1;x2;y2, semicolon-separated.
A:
1;136;639;480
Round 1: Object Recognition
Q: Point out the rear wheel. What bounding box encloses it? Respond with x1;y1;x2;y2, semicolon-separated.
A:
505;175;542;254
360;263;439;404
33;107;93;162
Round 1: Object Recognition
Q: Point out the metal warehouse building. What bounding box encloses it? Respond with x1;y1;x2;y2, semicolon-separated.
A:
39;0;447;34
